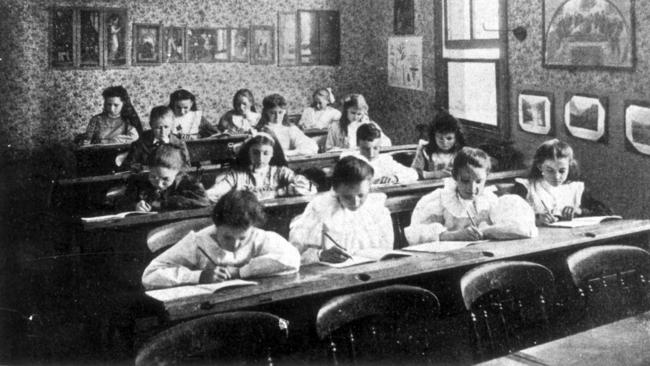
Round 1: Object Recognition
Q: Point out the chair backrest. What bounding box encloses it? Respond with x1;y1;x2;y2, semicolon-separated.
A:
459;261;555;359
135;311;289;366
146;217;213;253
316;284;440;364
386;150;416;167
567;245;650;327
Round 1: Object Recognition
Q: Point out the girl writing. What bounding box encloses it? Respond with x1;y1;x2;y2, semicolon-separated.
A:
256;94;318;156
205;131;316;202
405;147;537;245
513;139;612;226
83;85;141;145
215;89;260;135
168;89;210;140
289;156;394;264
411;111;465;179
325;94;391;151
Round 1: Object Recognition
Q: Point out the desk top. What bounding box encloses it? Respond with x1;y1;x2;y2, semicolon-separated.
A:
477;309;650;366
151;219;650;322
80;169;526;231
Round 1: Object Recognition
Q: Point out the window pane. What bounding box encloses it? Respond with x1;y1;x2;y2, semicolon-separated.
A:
472;0;499;39
446;0;471;40
447;61;497;126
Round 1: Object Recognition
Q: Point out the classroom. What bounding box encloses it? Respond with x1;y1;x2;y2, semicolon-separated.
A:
1;0;650;365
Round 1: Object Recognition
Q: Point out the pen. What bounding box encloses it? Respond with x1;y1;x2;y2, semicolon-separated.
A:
465;207;478;227
540;199;552;215
322;231;352;259
198;246;218;266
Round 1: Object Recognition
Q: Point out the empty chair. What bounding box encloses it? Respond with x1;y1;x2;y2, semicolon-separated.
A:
567;245;650;328
135;311;289;366
460;261;555;360
316;284;440;365
146;217;213;253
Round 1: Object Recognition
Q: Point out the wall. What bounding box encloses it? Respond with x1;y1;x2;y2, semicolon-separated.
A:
508;0;650;218
0;0;343;158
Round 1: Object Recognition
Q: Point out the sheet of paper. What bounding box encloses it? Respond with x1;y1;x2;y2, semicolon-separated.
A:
81;211;157;223
145;279;258;302
402;240;488;253
546;216;622;228
319;256;375;268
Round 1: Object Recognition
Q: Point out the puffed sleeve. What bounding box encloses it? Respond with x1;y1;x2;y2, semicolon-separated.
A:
485;194;538;239
206;170;238;203
386;156;418;183
289;198;327;264
325;123;342;151
287;125;318;156
141;230;205;289
297;108;313;129
240;231;300;278
404;189;448;245
368;193;394;250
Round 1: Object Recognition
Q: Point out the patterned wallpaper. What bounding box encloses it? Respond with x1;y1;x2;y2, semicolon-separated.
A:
0;0;344;156
508;0;650;218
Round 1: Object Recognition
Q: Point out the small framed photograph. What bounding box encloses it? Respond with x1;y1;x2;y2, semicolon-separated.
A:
212;28;230;62
517;91;554;136
79;9;102;67
187;28;222;62
564;93;608;143
624;101;650;156
394;0;415;35
104;9;128;67
50;8;74;68
133;23;162;65
250;26;275;65
278;13;298;66
230;28;249;62
163;26;186;63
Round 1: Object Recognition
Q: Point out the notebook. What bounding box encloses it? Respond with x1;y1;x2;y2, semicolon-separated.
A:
145;279;258;302
546;215;622;228
402;240;489;253
81;211;158;223
319;248;412;268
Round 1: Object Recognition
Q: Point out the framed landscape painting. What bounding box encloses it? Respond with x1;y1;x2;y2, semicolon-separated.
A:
624;101;650;156
564;93;608;143
518;91;554;136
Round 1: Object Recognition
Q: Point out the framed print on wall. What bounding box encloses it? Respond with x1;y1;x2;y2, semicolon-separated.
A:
250;26;275;65
187;28;222;62
104;9;128;67
564;93;608;143
517;91;554;136
50;8;74;68
278;12;298;66
624;101;650;156
230;28;249;62
79;9;102;67
133;23;161;65
394;0;415;35
163;26;186;63
387;36;423;90
543;0;635;70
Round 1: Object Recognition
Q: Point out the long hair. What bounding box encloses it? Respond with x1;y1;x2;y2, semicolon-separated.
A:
257;94;289;128
529;139;580;181
311;87;335;109
232;89;257;113
337;94;369;137
102;85;143;134
234;129;288;170
168;89;198;112
425;110;465;156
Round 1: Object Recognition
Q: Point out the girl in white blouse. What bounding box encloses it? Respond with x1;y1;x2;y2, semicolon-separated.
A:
297;87;341;130
168;89;210;140
289;156;394;264
256;94;318;156
405;147;537;245
325;94;391;151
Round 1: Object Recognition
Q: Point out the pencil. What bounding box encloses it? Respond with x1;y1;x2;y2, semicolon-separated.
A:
540;199;552;215
465;207;478;227
322;231;352;259
198;246;218;266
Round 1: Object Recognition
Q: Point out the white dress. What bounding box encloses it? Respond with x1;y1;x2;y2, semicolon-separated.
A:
341;151;418;184
516;178;584;216
298;106;342;130
173;110;203;140
265;123;319;156
289;191;394;264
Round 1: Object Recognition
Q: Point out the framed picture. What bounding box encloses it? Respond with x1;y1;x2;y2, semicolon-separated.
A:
564;93;608;143
517;91;554;136
104;9;128;67
187;28;222;62
163;26;186;63
50;8;74;68
133;23;161;65
250;26;275;65
213;28;230;62
543;0;635;70
79;9;102;67
624;101;650;156
230;28;249;62
387;36;423;90
394;0;415;35
278;12;298;66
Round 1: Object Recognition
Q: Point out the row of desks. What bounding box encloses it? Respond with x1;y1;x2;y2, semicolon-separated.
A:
150;219;650;322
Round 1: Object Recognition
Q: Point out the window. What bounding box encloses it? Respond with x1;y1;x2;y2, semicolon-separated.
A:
298;10;340;66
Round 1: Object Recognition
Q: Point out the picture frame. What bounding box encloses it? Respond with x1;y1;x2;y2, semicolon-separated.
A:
187;28;226;63
394;0;415;35
104;9;128;68
298;11;318;65
50;7;75;68
624;100;650;156
543;0;635;70
387;36;423;90
163;26;186;63
213;28;230;62
563;93;608;143
133;23;162;65
278;12;298;66
250;25;275;65
230;28;249;62
79;9;103;68
517;91;554;136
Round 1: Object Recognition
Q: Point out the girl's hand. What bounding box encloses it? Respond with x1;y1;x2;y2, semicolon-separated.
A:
378;175;397;184
207;267;232;282
536;213;558;225
135;200;151;212
225;266;240;279
441;227;483;241
319;247;351;263
560;206;581;221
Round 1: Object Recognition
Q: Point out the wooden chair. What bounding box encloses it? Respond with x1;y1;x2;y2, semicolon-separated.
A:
460;261;555;360
567;245;650;328
315;284;440;365
146;217;213;253
135;311;289;366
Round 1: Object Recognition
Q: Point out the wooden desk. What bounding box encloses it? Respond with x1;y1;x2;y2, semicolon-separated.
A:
150;220;650;322
476;309;650;366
